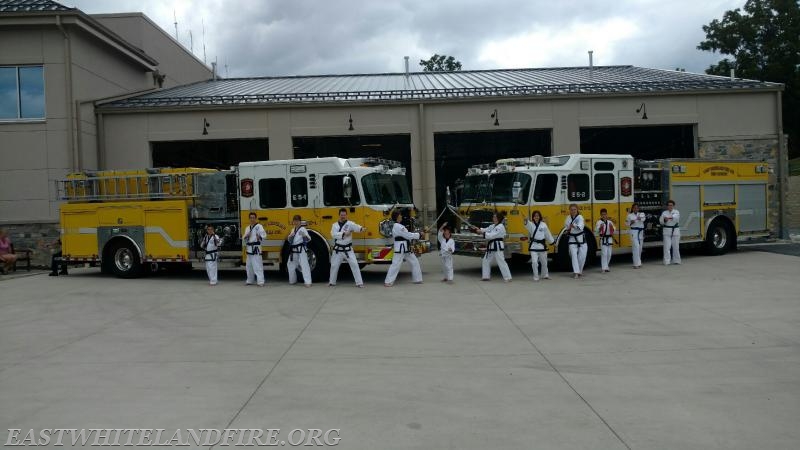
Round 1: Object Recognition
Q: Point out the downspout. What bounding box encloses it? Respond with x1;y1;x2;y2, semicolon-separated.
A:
56;16;77;171
417;103;427;223
96;110;105;170
775;90;787;239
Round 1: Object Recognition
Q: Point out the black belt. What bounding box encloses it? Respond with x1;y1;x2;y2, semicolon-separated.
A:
529;238;547;252
485;238;504;256
334;243;352;253
664;224;679;237
601;236;614;246
631;227;644;241
568;232;585;246
289;243;306;262
246;241;261;255
395;237;409;254
204;249;218;261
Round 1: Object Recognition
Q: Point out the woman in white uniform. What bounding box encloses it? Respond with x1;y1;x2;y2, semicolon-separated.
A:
384;211;423;286
564;204;587;279
660;200;681;265
626;203;646;269
200;224;221;286
524;210;554;281
287;214;312;286
472;212;512;282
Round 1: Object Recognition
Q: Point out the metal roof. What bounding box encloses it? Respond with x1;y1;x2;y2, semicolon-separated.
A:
99;66;782;110
0;0;72;12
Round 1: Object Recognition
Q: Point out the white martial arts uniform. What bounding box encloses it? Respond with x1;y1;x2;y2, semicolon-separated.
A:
243;223;266;286
437;231;455;281
201;233;221;285
479;223;512;281
564;214;587;275
524;220;554;281
329;220;365;286
660;208;681;265
384;223;422;285
287;225;312;285
626;211;646;267
595;219;615;272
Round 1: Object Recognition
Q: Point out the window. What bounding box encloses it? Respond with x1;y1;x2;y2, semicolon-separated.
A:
0;66;45;120
593;161;615;171
323;174;360;206
594;173;615;200
362;173;412;205
567;174;590;201
290;177;308;207
533;173;558;203
258;178;286;208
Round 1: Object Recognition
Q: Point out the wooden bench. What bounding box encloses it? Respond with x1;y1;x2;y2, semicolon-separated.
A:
10;244;32;272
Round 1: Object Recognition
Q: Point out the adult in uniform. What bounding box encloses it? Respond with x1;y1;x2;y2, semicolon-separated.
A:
384;210;423;286
472;212;512;282
437;222;455;282
523;210;554;281
243;212;266;286
287;214;312;287
594;208;615;273
659;200;681;265
329;208;366;288
626;203;646;269
200;224;221;286
564;204;587;279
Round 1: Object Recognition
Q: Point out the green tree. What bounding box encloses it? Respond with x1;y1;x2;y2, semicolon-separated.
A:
419;54;463;72
698;0;800;158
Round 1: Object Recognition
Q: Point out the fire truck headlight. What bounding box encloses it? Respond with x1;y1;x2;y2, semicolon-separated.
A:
379;219;394;237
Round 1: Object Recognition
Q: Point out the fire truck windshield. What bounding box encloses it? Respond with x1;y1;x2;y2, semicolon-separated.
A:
461;173;531;204
361;173;412;205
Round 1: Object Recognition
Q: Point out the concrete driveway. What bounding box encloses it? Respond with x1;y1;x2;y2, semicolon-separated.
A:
1;249;798;449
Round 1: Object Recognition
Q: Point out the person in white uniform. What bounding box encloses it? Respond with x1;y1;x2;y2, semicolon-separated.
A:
329;208;366;288
564;204;587;279
384;210;423;286
472;212;512;282
594;208;616;273
287;214;312;286
200;224;222;286
626;203;646;269
659;199;681;265
523;210;554;281
243;212;266;286
437;222;455;282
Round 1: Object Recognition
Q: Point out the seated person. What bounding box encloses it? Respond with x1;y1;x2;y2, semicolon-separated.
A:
0;229;18;274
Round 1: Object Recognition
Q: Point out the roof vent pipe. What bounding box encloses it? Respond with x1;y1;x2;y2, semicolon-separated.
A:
588;50;594;78
404;56;409;77
730;68;735;81
212;61;217;81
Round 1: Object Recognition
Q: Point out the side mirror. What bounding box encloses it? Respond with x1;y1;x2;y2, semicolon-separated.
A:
342;176;352;200
512;181;523;204
445;186;452;206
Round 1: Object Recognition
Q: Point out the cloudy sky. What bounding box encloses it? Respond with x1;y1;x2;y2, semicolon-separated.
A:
65;0;743;78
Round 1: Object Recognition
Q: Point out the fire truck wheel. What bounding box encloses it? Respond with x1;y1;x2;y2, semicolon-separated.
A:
279;235;330;283
108;240;142;278
706;218;735;255
555;236;572;272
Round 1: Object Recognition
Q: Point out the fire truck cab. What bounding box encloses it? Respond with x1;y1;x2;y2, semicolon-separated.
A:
449;154;770;268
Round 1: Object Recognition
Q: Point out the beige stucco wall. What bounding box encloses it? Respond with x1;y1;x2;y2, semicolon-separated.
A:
98;89;783;226
0;14;212;225
92;13;212;88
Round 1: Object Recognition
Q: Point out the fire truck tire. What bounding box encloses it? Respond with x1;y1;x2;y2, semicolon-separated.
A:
554;230;597;271
107;240;143;278
279;235;330;283
706;218;735;255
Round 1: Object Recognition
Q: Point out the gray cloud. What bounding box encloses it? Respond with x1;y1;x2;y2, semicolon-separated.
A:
67;0;744;78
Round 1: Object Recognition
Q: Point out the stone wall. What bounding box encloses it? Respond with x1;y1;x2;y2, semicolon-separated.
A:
698;138;783;236
787;175;800;236
0;222;60;269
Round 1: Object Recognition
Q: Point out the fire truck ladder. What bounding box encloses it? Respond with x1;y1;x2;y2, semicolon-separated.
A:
56;170;204;202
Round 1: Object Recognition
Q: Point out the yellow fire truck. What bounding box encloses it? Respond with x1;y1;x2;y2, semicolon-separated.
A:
57;157;429;279
449;154;770;268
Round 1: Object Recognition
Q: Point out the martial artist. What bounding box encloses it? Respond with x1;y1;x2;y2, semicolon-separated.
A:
243;212;266;286
384;210;423;286
595;208;615;273
437;221;455;282
329;208;366;288
626;203;646;269
287;214;312;287
200;224;221;286
523;210;554;281
472;212;512;282
659;200;681;265
564;204;587;279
